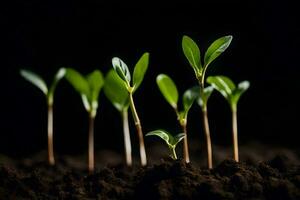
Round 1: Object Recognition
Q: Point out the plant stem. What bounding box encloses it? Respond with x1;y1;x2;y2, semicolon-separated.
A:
88;115;95;173
47;104;55;166
232;110;239;162
122;109;132;166
171;147;177;160
181;122;190;163
202;108;213;169
129;93;147;166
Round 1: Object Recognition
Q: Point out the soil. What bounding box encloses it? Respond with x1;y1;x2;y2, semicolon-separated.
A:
0;145;299;200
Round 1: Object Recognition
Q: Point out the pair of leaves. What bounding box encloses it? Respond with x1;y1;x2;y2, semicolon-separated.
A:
146;130;185;150
112;52;149;93
20;68;66;104
207;76;250;111
103;70;129;112
156;74;198;121
182;35;233;78
65;68;104;116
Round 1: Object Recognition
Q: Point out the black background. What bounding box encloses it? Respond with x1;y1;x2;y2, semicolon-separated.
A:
1;1;299;157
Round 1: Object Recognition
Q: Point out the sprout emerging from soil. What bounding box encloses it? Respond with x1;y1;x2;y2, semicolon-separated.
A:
103;70;132;166
65;68;104;173
207;75;250;162
112;52;149;166
182;35;233;169
20;68;66;166
146;130;185;160
156;74;198;163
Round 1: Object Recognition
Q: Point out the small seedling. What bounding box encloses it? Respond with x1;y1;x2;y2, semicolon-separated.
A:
182;35;233;169
156;74;198;163
207;75;250;162
65;68;104;173
146;130;185;160
112;52;149;166
103;69;132;166
20;68;66;166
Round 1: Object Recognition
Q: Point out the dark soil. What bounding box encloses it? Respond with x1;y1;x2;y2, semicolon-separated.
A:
1;147;300;199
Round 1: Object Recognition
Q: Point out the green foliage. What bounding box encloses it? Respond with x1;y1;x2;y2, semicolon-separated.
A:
181;86;199;119
196;86;214;110
103;70;129;112
146;130;185;160
65;68;104;117
182;35;233;81
182;36;202;76
207;75;249;111
20;68;66;105
112;52;149;93
156;74;179;108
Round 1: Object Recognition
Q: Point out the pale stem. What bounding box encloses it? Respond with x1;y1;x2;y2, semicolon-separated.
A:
122;109;132;166
47;104;55;166
171;147;177;160
181;122;190;163
88;115;95;173
129;93;147;166
232;110;239;162
203;107;213;169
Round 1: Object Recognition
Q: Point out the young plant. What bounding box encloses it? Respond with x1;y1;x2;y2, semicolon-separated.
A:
207;75;250;162
112;52;149;166
65;68;104;173
103;69;132;166
20;68;66;166
182;35;233;169
146;130;185;160
156;74;198;163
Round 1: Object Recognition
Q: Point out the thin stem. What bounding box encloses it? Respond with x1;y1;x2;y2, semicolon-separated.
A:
171;147;177;160
181;122;190;163
129;93;147;166
202;107;213;169
88;115;95;173
232;110;239;162
122;109;132;166
47;104;55;166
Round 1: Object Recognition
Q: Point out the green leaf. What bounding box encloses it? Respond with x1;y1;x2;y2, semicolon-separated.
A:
182;86;198;114
48;68;66;103
104;70;129;112
146;130;185;147
112;57;131;84
231;81;250;106
146;130;171;146
207;75;236;99
65;68;90;97
204;35;233;67
197;86;214;109
182;35;202;74
133;52;149;92
156;74;179;108
86;70;104;103
20;69;48;95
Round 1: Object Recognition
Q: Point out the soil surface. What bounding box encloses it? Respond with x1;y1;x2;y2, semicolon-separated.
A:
1;145;300;199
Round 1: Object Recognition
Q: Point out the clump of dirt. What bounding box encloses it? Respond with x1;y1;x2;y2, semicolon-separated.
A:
0;153;299;200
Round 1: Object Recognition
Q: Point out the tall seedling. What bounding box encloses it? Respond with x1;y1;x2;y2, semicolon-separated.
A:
103;70;132;166
112;52;149;166
207;76;249;162
20;68;66;166
182;35;233;168
65;68;104;173
156;74;198;163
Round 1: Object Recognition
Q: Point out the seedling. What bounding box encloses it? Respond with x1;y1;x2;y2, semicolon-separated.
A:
146;130;185;160
182;35;233;169
20;68;66;166
156;74;198;163
112;52;149;166
207;75;250;162
103;69;132;166
65;68;104;173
